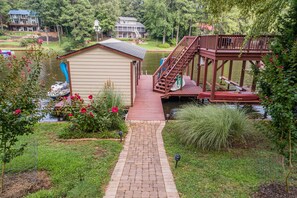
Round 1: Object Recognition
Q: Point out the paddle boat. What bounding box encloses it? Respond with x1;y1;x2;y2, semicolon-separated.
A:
0;50;14;58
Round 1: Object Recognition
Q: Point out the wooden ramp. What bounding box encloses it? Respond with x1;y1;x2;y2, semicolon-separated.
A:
165;76;202;97
127;75;165;121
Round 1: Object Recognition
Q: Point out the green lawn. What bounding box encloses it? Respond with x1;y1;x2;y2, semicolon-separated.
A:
4;122;122;197
138;40;175;51
163;122;296;198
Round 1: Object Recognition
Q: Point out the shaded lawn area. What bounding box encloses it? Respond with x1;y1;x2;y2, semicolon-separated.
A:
138;40;175;51
4;122;122;197
163;122;296;198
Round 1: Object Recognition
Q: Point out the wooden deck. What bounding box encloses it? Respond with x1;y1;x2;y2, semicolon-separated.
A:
127;75;165;121
165;76;202;97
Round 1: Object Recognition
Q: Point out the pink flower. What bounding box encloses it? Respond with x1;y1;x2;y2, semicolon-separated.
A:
89;112;94;117
269;57;273;63
70;95;75;100
14;109;21;115
80;108;87;114
277;65;284;69
111;106;119;113
88;95;93;100
68;113;73;117
37;39;43;44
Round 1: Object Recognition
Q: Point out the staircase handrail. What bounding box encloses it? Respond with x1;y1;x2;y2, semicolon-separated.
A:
152;36;196;87
164;37;199;80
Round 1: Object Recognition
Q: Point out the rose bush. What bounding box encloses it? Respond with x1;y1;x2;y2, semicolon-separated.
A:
60;88;126;133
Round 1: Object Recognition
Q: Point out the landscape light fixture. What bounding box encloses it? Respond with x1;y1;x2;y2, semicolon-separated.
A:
94;19;101;42
174;154;181;168
118;131;123;142
166;113;170;122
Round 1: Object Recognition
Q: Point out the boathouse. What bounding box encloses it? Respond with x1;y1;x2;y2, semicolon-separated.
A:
58;39;146;107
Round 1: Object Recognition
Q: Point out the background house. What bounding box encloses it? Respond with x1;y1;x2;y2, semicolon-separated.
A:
58;39;146;107
8;10;39;31
115;17;146;39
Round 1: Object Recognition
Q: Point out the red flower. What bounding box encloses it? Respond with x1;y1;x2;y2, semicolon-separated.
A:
68;113;73;117
37;38;43;44
88;95;93;100
269;57;273;63
80;108;87;114
111;106;119;113
70;95;75;100
14;109;21;115
89;112;94;117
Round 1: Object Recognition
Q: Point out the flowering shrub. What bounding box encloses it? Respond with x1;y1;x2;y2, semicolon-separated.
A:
0;43;49;191
60;88;126;133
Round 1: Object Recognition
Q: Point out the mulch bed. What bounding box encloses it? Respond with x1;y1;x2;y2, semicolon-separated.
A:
0;171;51;198
253;183;297;198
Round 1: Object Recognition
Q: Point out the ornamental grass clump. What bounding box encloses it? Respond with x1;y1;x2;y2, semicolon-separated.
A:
174;105;252;150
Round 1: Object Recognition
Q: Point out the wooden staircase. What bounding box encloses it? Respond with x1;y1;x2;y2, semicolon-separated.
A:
152;36;199;94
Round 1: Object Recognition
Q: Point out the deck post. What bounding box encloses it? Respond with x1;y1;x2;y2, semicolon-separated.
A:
196;55;201;86
211;59;218;100
186;61;190;76
251;61;259;92
190;55;195;80
227;60;233;90
202;57;209;92
239;60;246;87
220;60;225;77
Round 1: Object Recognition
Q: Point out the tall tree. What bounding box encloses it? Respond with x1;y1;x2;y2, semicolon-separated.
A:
143;0;173;44
0;1;11;31
61;0;94;43
120;0;144;21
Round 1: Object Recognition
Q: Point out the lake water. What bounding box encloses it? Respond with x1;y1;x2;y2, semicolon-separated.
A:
8;50;264;121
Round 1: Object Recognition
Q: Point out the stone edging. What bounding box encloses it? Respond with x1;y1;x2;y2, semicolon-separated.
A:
156;121;180;198
103;122;132;198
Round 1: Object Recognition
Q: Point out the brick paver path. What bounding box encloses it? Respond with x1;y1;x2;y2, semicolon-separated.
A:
104;121;179;198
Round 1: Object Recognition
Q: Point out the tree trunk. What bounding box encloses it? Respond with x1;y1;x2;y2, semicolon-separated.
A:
0;17;3;31
1;162;5;193
56;25;61;45
45;27;49;45
189;19;192;36
162;28;166;44
176;25;179;46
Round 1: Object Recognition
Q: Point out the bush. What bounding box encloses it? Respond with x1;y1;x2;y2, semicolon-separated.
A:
174;105;252;150
168;38;177;46
19;38;37;47
59;82;127;134
157;43;170;48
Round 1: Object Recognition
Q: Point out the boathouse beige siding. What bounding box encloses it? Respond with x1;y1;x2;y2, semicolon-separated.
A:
67;47;136;106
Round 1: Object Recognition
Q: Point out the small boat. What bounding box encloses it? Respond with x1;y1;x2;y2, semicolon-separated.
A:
0;50;14;58
47;81;70;99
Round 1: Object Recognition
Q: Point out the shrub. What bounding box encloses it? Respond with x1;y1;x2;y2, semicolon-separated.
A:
157;43;170;48
19;38;37;47
60;81;126;134
168;38;177;46
174;105;252;150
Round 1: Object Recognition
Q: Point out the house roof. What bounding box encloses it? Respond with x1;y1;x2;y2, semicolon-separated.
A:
58;39;146;60
115;22;145;28
119;17;137;21
8;10;37;16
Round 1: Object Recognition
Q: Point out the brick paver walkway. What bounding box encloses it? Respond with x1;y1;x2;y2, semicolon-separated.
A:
104;121;179;198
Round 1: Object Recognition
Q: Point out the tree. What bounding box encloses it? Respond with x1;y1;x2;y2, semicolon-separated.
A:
120;0;144;21
94;0;121;34
0;43;47;192
61;0;94;43
143;0;173;44
0;0;11;31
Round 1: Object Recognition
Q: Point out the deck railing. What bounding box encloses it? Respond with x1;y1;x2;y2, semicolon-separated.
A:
199;35;273;52
152;36;197;88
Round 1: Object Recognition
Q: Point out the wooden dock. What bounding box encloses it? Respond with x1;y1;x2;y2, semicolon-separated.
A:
127;75;165;121
165;76;202;98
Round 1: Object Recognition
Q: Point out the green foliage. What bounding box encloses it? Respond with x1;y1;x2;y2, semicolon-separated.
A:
257;0;297;163
174;105;252;150
59;84;126;134
168;38;176;46
19;38;37;47
157;43;170;48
